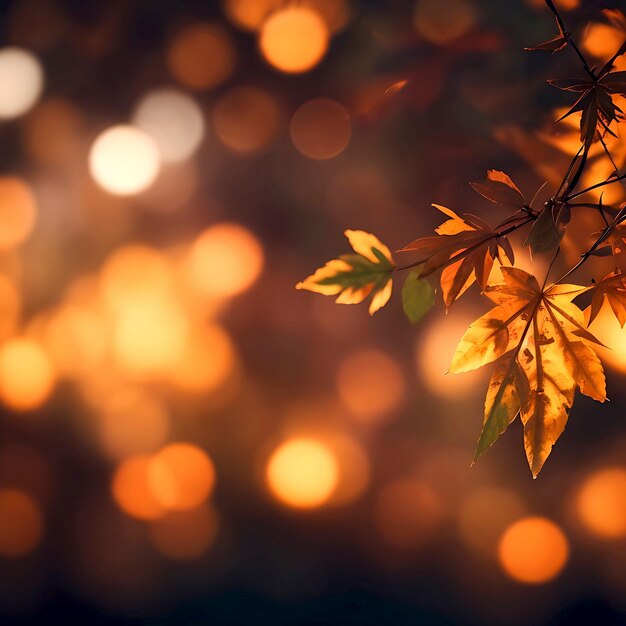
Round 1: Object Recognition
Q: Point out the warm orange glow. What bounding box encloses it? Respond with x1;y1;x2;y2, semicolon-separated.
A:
111;455;165;520
224;0;282;31
374;479;441;548
43;305;107;377
582;23;624;60
498;516;569;584
212;86;282;155
98;387;170;459
99;244;189;378
185;223;264;298
100;244;174;312
418;314;487;397
0;338;55;411
225;0;350;34
336;349;405;423
527;0;579;8
148;504;218;560
266;437;339;509
457;487;527;557
588;302;626;373
169;323;236;393
167;23;235;90
576;467;626;539
0;176;37;250
0;274;20;340
259;6;329;74
0;489;43;557
89;125;161;196
290;98;351;160
112;297;188;379
148;443;216;510
413;0;476;45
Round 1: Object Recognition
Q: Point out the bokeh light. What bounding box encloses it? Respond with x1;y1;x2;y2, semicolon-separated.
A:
212;86;282;155
0;176;38;250
418;314;486;398
167;23;235;90
266;437;339;509
498;517;569;584
259;6;329;74
0;274;20;340
111;455;165;521
0;47;43;119
169;324;236;393
290;98;351;160
99;245;174;312
336;349;405;423
582;22;624;61
98;387;170;460
588;303;626;373
0;0;620;620
0;489;43;557
224;0;282;31
148;504;218;560
576;468;626;539
413;0;477;45
0;338;55;411
132;88;205;163
43;305;107;377
88;125;161;196
148;443;216;511
184;222;264;299
112;298;188;379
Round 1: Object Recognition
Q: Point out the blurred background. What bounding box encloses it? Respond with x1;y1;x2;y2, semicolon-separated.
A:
1;0;626;624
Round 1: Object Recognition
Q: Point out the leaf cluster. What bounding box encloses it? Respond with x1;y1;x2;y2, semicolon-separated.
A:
297;4;626;476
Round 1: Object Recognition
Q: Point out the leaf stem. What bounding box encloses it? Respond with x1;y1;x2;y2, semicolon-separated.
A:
394;215;536;273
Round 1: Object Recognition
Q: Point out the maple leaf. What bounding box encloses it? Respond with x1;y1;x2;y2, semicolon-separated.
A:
399;204;514;308
449;267;606;477
296;230;394;315
525;15;567;54
470;170;526;208
587;271;626;327
549;70;626;148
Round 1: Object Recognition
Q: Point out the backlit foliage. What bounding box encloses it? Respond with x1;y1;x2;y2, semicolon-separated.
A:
297;1;626;476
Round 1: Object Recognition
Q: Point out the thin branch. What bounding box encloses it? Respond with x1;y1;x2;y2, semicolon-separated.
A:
566;172;626;200
554;204;626;284
394;216;536;273
544;0;596;81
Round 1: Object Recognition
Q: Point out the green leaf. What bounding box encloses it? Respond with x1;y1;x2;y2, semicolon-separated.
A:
402;267;435;324
474;351;522;462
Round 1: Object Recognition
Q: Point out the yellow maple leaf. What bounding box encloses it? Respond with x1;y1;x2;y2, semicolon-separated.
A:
296;230;394;315
400;204;514;308
449;267;606;477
